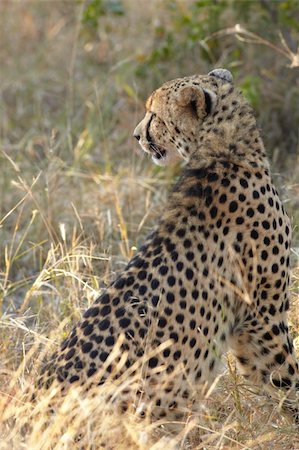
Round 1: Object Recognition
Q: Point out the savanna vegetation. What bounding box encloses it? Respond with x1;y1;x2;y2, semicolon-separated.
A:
0;1;298;448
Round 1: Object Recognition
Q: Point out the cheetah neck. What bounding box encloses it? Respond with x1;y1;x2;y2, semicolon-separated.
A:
189;90;270;172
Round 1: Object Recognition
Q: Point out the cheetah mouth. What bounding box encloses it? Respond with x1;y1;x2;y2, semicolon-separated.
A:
149;143;167;161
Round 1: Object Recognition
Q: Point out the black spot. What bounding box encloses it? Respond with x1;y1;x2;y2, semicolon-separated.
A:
82;342;93;353
126;276;134;287
119;317;131;328
221;178;230;187
69;375;80;383
114;277;125;289
170;332;179;342
261;250;268;261
152;295;160;307
106;336;115;346
180;289;187;298
175;314;184;324
207;172;219;182
186;339;195;352
271;324;280;335
164;306;173;316
176;228;186;238
210;206;218;219
115;307;125;318
183;239;192;248
171;251;179;261
192;290;199;300
173;350;181;360
263;332;272;341
194;349;201;359
186;251;194;261
158;317;167;328
138;270;147;280
153;257;162;267
84;306;100;318
240;178;248;188
165;292;174;304
83;324;94;336
190;319;196;329
186;268;194;280
166;223;175;233
159;265;168;275
74;360;84;370
112;297;120;306
167;276;176;286
149;357;158;368
100;352;109;363
65;348;75;360
262;220;270;230
139;285;147;295
219;193;227;203
238;356;249;365
223;227;229;236
100;305;111;316
99;319;110;330
151;278;160;290
130;256;145;268
229;201;238;213
124;290;133;302
264;237;270;246
90;350;98;359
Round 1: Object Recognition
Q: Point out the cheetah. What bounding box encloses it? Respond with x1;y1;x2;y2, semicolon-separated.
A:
38;68;298;425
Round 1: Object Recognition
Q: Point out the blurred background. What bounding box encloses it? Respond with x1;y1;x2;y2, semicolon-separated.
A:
1;3;299;447
0;0;298;316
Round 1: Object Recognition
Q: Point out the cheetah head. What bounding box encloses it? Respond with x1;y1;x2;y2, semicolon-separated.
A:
133;69;233;166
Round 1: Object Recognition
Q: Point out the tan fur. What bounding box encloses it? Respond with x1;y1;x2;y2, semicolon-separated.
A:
38;71;298;427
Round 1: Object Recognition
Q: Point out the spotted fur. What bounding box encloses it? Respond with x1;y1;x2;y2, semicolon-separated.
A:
38;69;298;423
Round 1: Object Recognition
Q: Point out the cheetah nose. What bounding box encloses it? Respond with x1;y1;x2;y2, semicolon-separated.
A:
134;133;141;141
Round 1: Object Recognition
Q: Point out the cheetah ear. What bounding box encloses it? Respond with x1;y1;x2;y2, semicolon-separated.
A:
176;86;216;116
176;86;204;109
208;68;233;83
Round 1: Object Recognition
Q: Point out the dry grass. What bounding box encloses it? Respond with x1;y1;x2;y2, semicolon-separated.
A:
0;1;298;449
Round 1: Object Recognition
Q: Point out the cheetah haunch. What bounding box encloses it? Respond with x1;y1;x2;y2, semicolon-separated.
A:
38;69;298;424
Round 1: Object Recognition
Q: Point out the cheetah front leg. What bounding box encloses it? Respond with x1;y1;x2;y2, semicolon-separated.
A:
229;316;299;422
